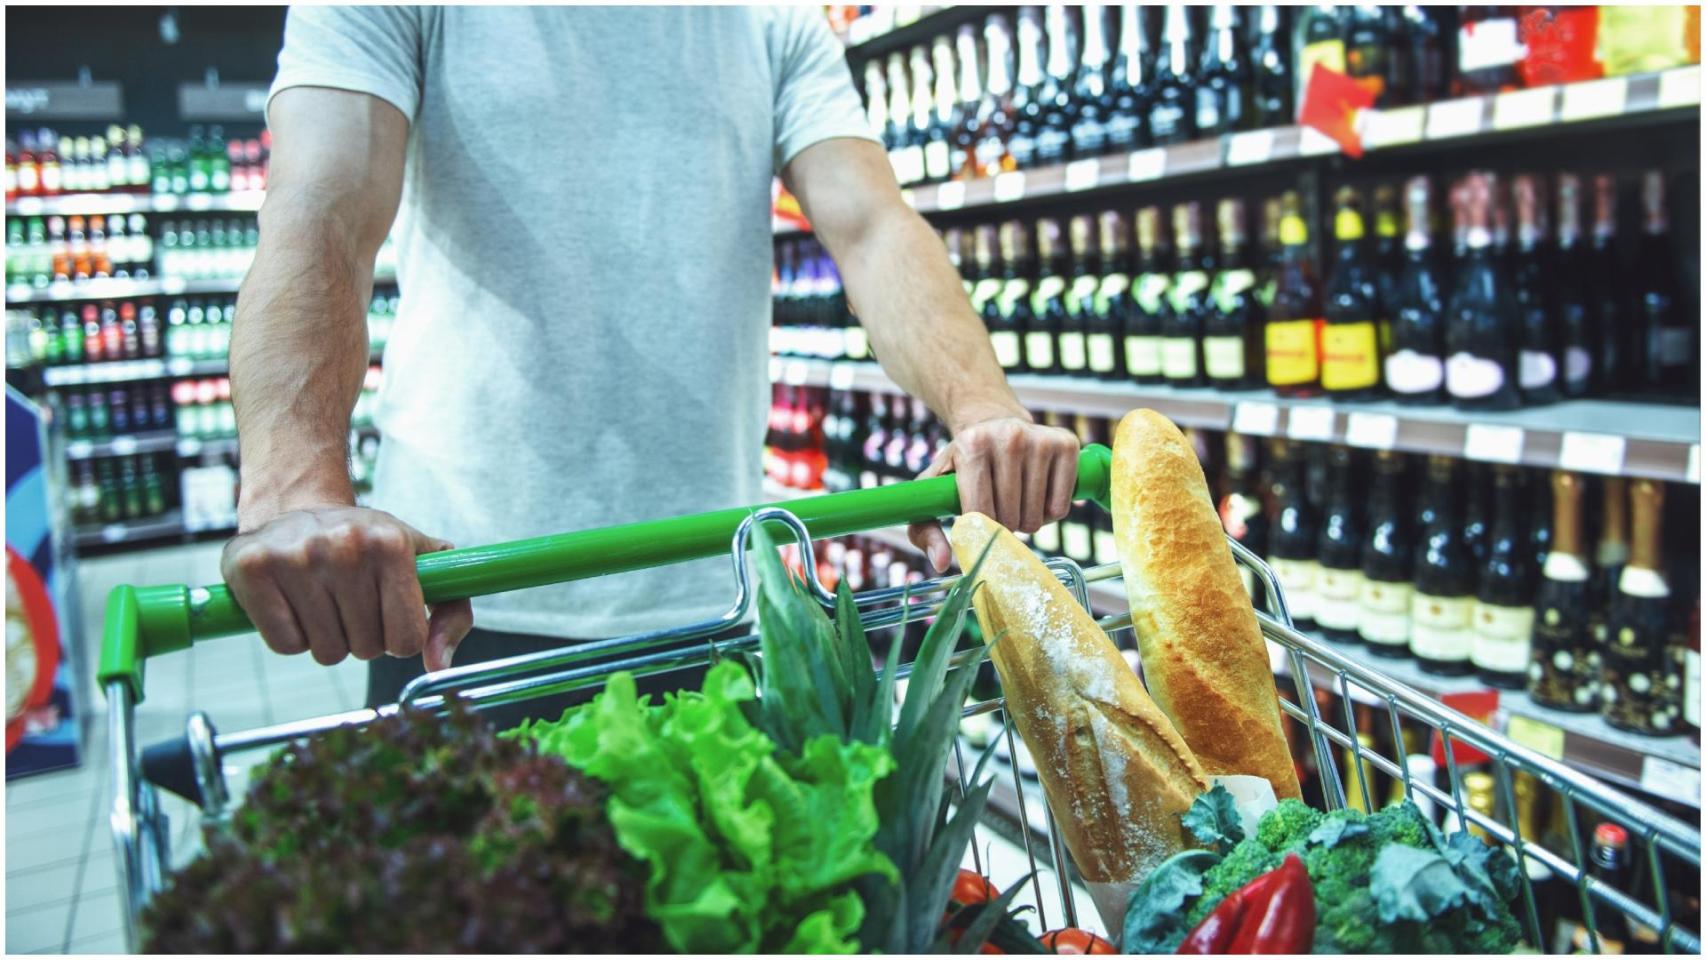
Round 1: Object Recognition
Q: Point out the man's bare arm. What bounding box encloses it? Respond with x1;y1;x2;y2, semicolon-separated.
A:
222;87;472;669
782;138;1080;569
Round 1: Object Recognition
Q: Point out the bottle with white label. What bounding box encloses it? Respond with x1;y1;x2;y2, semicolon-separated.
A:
1359;450;1414;658
1552;174;1594;398
1127;206;1170;386
1510;174;1560;406
969;226;1013;373
1058;215;1098;379
1411;455;1476;676
883;53;915;184
1471;465;1536;688
1529;470;1599;712
1314;446;1364;645
1600;479;1680;736
1444;172;1523;412
1027;218;1065;376
1205;197;1263;391
922;37;959;184
1161;201;1209;388
992;222;1035;375
1266;439;1320;632
1088;210;1130;383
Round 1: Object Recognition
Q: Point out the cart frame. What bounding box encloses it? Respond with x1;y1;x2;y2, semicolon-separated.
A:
97;444;1701;953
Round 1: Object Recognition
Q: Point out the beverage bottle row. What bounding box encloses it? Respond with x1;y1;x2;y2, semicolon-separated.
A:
771;239;859;360
67;454;172;527
171;378;237;441
157;217;259;281
11;299;164;366
5;126;151;199
58;382;173;440
6;213;155;286
765;383;828;492
165;297;234;360
147;127;271;196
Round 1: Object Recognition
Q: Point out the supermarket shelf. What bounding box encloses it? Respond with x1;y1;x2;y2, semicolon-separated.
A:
172;435;240;458
6;269;395;304
6;190;266;217
72;510;193;548
33;346;387;387
769;358;1702;484
64;430;179;460
776;66;1700;236
838;6;985;58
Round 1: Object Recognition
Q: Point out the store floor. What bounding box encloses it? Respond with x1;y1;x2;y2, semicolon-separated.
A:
7;542;1106;952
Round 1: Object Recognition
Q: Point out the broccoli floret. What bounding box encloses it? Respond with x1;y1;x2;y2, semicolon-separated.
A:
1179;838;1282;932
1255;798;1325;850
1368;799;1438;851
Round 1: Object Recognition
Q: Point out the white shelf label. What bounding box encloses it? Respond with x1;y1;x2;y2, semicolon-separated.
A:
767;357;782;383
828;363;856;390
1287;405;1336;442
1231;401;1280;437
65;441;93;459
165;357;192;376
160;277;186;295
153;195;179;212
1464;423;1525;464
1687;444;1699;484
47;281;76;300
1426;97;1485;140
1063;158;1100;192
186;194;214;211
1127;148;1166;182
177;438;202;457
1344;412;1398;450
783;360;809;385
13;197;43;215
1225;130;1276;166
1297;127;1341;156
1640;755;1701;799
6;283;33;303
102;523;128;543
935;180;966;211
992;171;1026;203
1560;76;1629;121
1491;87;1558;130
1658;65;1702;109
1559;431;1626;475
109;436;138;455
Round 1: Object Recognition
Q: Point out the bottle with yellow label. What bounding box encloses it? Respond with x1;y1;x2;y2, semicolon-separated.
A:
1127;206;1171;386
1264;191;1322;396
1322;186;1385;400
1027;217;1066;376
1161;201;1210;388
1089;211;1132;383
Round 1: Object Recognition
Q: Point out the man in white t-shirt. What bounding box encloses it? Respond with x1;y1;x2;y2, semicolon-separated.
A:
225;6;1081;716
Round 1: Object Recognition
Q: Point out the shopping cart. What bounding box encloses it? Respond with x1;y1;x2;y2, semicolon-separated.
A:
98;443;1701;953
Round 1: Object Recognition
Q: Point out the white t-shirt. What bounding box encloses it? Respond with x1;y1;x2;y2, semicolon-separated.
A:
269;6;873;637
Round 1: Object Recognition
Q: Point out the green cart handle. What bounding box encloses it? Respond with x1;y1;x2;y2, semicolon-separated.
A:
100;443;1113;701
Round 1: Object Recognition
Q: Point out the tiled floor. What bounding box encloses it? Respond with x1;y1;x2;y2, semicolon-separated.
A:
5;541;368;953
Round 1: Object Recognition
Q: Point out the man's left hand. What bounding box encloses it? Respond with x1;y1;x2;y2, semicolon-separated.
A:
907;414;1083;572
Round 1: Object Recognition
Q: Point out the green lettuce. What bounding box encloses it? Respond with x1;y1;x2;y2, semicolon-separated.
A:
516;660;897;954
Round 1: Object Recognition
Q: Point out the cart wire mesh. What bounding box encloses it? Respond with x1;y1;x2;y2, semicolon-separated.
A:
108;507;1702;953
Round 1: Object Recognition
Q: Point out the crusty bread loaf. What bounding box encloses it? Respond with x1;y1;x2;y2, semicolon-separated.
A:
949;512;1208;885
1112;409;1302;799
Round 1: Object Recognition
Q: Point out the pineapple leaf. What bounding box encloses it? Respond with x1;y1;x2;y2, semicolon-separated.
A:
907;773;997;949
942;874;1039;954
896;539;992;738
750;519;844;750
834;580;882;746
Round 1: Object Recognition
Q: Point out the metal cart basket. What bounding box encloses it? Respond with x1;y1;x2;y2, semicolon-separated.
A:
99;444;1701;953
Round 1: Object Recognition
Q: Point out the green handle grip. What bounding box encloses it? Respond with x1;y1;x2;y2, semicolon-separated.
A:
101;444;1112;700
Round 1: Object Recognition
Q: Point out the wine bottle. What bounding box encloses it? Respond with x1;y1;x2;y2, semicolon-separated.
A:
1588;173;1624;394
1148;5;1196;144
1059;214;1099;379
970;225;1017;372
923;37;961;184
1267;438;1321;632
1590;475;1629;663
1602;479;1681;736
1028;217;1066;376
1401;5;1446;103
903;46;935;186
1360;450;1415;658
1089;211;1131;382
975;15;1019;178
884;53;918;185
1196;4;1250;137
1295;5;1347;114
1127;206;1170;385
1035;5;1076;167
1372;183;1402;358
1249;5;1292;128
1322;187;1385;400
1411;455;1476;675
1105;4;1154;150
1266;192;1324;397
1386;176;1448;403
1462;461;1490;570
1638;170;1693;397
1530;471;1600;712
1471;465;1536;688
1161;201;1210;388
1445;172;1522;411
1345;4;1392;105
1008;7;1049;170
993;221;1035;374
1205;197;1264;391
1511;173;1561;405
1455;5;1525;95
951;25;985;180
1687;601;1700;743
1552;173;1595;397
1315;446;1364;646
1218;432;1270;605
1070;3;1115;158
1572;823;1633;953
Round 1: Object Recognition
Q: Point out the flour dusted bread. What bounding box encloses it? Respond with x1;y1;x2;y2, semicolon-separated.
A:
1112;409;1301;799
949;512;1207;885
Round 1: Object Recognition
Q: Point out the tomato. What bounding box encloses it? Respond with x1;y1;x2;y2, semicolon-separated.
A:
951;868;998;906
1040;928;1116;955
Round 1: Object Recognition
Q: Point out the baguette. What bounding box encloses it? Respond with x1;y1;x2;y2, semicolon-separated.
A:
1112;409;1302;799
949;512;1208;885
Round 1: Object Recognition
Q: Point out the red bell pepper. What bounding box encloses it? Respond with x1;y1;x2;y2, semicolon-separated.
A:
1177;854;1315;955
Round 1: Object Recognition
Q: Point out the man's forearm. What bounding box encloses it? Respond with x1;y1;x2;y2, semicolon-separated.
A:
835;207;1027;434
230;199;377;530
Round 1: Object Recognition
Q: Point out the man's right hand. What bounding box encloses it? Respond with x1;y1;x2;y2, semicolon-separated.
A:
221;506;474;671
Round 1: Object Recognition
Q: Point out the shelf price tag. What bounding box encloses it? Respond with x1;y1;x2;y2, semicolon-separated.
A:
13;197;43;216
1344;411;1398;450
110;436;138;456
1225;130;1276;166
1559;431;1626;475
161;277;186;295
828;363;856;390
177;438;202;457
1425;97;1486;140
1231;401;1280;437
782;360;809;386
1296;127;1341;156
102;523;128;543
65;441;93;459
1063;158;1100;192
6;283;32;303
1286;405;1336;442
935;180;966;211
1640;755;1701;799
1687;444;1699;484
1504;714;1565;760
153;194;179;212
1560;76;1629;121
1127;148;1166;182
1491;87;1558;130
767;357;782;383
992;171;1026;203
1464;423;1525;464
1658;65;1702;109
165;357;192;376
186;194;214;211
